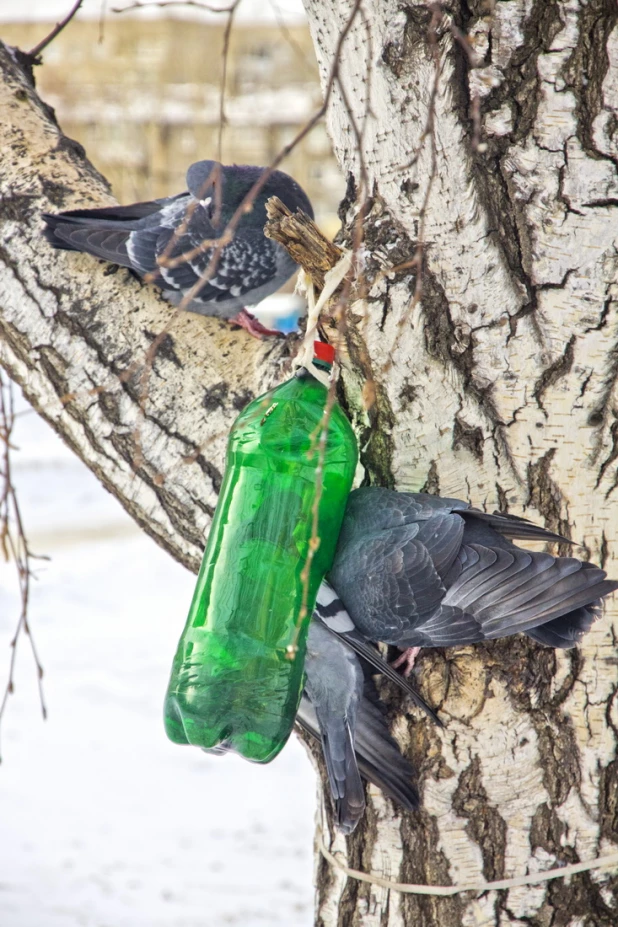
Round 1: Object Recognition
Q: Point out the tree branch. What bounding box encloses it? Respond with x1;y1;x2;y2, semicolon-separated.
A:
264;196;343;293
0;42;291;573
27;0;85;60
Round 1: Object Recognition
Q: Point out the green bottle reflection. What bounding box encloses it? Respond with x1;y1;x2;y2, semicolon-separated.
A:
164;343;358;762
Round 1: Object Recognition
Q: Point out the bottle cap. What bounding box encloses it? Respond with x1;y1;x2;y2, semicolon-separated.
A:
313;341;335;365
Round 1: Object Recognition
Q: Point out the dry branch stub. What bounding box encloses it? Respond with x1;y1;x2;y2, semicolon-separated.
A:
264;195;356;373
265;195;343;294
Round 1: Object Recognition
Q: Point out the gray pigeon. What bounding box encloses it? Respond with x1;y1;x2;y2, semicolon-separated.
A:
320;488;617;671
42;160;313;338
299;616;419;834
304;487;617;834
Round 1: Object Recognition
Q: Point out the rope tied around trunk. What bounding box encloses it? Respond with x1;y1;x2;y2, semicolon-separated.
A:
317;827;618;896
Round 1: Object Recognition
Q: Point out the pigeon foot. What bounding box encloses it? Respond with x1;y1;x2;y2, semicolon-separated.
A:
391;646;421;678
229;309;285;339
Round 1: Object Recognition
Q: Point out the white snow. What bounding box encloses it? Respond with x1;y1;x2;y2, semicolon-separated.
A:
0;395;316;927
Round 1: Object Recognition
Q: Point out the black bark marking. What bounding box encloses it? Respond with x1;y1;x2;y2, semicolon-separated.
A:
399;812;463;927
541;870;618;926
600;529;610;570
464;2;565;297
452;415;484;462
452;756;507;882
0;192;38;222
39;176;82;208
399;379;418;411
527;447;571;540
419;266;520;478
232;388;253;411
495;481;509;513
532;334;577;415
600;752;618;844
563;0;618;169
202;381;229;411
381;5;433;80
143;330;182;370
530;802;570;859
420;459;440;495
584;296;613;334
194;454;223;495
595;415;618;493
536;721;582;806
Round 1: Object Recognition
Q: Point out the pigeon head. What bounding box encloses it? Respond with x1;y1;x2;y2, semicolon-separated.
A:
186;160;314;229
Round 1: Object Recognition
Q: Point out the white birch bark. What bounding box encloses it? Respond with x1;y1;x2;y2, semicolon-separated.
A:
302;1;618;925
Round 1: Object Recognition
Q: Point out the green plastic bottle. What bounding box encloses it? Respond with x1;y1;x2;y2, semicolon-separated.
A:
164;342;358;763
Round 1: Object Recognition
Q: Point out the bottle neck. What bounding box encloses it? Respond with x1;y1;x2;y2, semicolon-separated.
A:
313;359;333;373
295;359;332;382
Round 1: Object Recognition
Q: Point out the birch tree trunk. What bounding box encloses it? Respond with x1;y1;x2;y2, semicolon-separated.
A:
301;1;618;925
2;2;618;925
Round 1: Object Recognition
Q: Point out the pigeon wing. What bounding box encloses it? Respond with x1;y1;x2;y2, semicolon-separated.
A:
353;678;419;812
460;507;571;545
329;517;486;648
443;543;618;642
304;621;366;835
42;195;187;265
329;526;445;644
297;678;419;824
525;603;601;647
338;489;465;578
153;205;278;306
43;216;133;265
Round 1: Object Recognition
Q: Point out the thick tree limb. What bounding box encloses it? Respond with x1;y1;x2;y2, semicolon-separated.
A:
0;42;291;573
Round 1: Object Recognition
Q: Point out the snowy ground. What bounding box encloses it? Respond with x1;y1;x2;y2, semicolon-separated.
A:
0;396;316;927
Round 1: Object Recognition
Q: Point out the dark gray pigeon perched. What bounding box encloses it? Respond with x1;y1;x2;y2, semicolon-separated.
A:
42;160;313;338
319;488;618;673
298;616;420;835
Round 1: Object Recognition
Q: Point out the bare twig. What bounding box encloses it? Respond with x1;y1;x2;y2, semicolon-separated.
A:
267;0;317;76
27;0;85;59
265;197;344;291
112;0;237;12
0;374;47;763
217;0;242;160
449;19;483;151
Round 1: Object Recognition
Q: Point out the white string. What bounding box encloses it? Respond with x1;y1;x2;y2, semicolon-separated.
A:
294;250;353;386
317;828;618;896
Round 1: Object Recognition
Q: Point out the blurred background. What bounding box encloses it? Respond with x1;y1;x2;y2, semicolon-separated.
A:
0;1;344;924
2;1;343;227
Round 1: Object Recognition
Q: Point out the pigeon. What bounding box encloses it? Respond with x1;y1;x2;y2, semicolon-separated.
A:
298;615;420;834
42;160;313;338
318;487;618;673
303;488;617;833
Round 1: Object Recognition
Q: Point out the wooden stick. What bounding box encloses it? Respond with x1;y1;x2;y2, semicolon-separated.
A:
264;196;344;294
